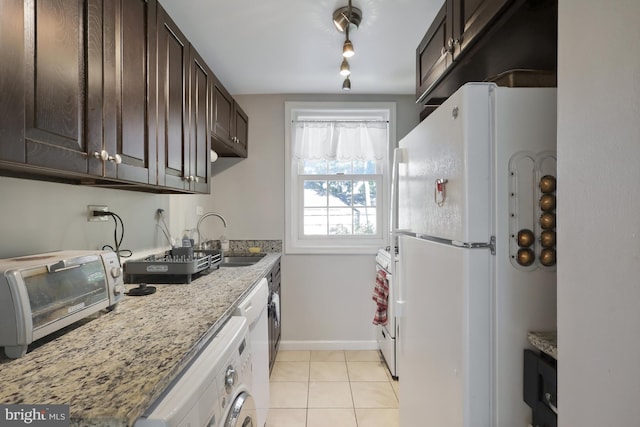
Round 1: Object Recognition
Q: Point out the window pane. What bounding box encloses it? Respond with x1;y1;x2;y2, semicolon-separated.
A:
304;181;327;207
328;161;352;174
354;207;377;235
304;207;327;235
328;181;352;207
329;208;353;235
353;180;377;207
353;160;377;174
301;160;327;174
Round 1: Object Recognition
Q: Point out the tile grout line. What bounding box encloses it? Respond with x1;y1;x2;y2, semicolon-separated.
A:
304;358;311;427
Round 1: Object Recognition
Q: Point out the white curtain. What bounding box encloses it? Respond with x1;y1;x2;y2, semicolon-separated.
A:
292;121;388;161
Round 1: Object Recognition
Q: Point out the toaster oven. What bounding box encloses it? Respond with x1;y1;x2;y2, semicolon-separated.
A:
0;250;124;358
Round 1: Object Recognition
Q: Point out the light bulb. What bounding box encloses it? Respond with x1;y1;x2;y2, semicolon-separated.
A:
342;76;351;91
340;58;351;76
343;39;354;58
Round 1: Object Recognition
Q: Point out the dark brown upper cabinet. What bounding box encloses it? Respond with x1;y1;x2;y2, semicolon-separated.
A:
103;0;158;185
188;46;212;194
156;4;211;193
0;0;26;165
156;4;190;191
417;0;557;116
211;80;248;158
416;4;450;107
1;0;239;193
0;0;160;188
451;0;510;56
417;0;511;104
19;0;104;176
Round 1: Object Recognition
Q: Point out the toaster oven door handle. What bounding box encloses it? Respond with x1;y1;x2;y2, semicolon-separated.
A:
48;255;99;273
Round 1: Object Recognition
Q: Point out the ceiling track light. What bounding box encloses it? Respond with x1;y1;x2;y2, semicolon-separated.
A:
343;38;354;58
333;1;362;33
342;76;351;91
333;0;362;90
340;58;351;76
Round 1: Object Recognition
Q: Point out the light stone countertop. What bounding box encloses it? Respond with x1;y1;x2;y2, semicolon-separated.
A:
0;253;281;427
528;330;557;359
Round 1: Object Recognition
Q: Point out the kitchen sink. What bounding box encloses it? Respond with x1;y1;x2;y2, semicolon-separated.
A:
220;254;266;267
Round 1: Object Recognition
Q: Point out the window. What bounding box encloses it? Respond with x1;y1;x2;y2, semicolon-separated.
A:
285;102;395;254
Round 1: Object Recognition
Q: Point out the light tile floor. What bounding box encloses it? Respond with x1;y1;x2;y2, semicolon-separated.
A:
267;350;399;427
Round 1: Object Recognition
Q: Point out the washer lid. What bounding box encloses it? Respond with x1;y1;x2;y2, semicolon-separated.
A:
225;391;256;427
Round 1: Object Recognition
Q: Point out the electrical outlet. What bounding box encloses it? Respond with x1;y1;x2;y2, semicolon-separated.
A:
196;206;204;215
88;205;109;222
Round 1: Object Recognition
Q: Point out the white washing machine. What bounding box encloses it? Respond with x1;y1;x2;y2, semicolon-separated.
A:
135;316;256;427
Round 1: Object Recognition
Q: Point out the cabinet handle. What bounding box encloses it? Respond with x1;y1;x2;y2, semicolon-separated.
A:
544;392;558;415
447;38;454;50
93;150;109;161
442;38;460;57
108;154;122;165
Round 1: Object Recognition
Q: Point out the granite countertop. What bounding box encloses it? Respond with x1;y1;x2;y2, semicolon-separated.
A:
528;330;557;359
0;252;281;427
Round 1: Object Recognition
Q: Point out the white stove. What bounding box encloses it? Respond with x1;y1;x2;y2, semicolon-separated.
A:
375;247;399;379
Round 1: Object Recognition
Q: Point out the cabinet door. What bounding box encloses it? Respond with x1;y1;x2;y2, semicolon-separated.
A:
211;77;248;158
233;103;249;158
212;82;234;146
188;46;211;193
0;0;25;164
416;3;451;102
23;0;103;175
451;0;510;56
103;0;157;184
156;4;189;190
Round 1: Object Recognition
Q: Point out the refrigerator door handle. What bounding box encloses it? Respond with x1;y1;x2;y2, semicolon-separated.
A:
397;231;496;256
452;236;496;255
389;148;406;253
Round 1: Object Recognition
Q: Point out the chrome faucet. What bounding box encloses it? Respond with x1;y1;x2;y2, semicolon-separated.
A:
196;212;227;248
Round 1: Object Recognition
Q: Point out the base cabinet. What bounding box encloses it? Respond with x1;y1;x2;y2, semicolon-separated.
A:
268;259;282;372
524;349;558;427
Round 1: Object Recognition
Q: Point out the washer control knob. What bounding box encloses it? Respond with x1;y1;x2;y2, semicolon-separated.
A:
225;366;237;393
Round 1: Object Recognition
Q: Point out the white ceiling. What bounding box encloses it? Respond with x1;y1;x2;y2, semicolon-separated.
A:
159;0;442;95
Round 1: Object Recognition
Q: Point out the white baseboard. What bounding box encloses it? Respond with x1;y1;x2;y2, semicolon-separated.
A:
279;340;379;351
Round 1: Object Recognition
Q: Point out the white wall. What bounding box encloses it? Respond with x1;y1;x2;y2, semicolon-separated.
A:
0;177;172;258
558;1;640;425
209;93;421;347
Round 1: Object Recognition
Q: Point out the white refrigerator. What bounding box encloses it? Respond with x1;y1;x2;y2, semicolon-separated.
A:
396;83;557;427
